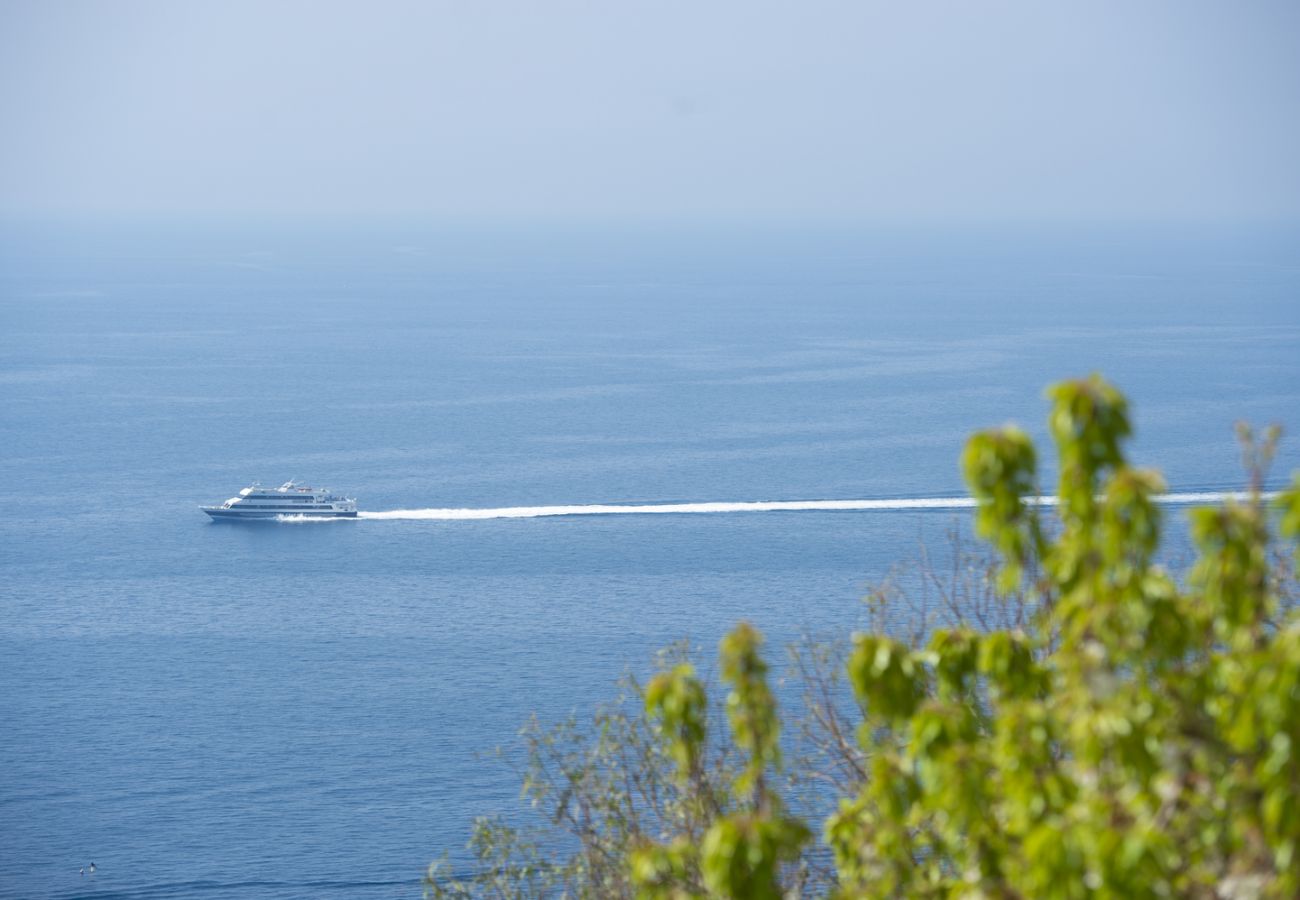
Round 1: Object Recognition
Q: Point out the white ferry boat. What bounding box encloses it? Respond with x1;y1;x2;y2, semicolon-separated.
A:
201;481;358;520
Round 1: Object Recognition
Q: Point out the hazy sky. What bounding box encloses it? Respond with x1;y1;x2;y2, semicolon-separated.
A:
2;0;1298;222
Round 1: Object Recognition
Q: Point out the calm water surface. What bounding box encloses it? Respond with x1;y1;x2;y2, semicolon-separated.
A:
2;222;1298;898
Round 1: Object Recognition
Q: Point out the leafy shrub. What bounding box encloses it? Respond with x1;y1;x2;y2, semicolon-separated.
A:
429;376;1300;898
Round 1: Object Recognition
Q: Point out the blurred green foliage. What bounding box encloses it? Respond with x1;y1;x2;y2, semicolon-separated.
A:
428;376;1300;899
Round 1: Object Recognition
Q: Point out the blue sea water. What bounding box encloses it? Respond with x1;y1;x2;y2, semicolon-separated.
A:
2;220;1298;898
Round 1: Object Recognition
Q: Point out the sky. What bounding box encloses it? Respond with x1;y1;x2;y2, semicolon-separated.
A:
2;0;1298;223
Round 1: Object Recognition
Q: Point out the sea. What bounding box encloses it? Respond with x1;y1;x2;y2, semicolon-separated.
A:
2;219;1298;898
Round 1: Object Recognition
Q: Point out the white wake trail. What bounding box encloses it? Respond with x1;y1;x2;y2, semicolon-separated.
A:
357;492;1268;522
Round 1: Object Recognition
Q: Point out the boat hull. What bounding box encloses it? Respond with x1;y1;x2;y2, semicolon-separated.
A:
202;507;358;520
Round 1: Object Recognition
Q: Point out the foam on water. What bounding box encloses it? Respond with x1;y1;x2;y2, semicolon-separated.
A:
356;491;1266;521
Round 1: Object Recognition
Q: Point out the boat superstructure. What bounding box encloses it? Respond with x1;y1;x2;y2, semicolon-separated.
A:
201;480;357;520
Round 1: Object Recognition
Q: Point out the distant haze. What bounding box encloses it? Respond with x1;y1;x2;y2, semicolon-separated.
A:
2;0;1298;222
